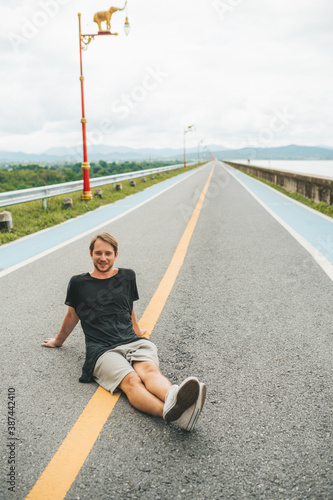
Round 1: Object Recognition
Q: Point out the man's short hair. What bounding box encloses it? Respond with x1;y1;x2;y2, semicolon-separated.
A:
89;232;118;254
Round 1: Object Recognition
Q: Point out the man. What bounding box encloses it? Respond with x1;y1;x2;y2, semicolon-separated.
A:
42;232;206;431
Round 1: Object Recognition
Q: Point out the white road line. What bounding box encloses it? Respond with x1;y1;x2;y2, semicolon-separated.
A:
225;164;333;282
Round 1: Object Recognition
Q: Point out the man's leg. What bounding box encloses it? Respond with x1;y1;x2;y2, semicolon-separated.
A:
133;361;172;402
118;370;165;417
132;361;203;428
94;348;166;417
118;361;205;430
96;342;204;429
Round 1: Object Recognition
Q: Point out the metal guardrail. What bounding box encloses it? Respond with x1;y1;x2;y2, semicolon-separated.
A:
0;163;187;209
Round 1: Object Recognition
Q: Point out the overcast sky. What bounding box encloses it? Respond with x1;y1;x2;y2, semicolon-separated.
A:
1;0;332;154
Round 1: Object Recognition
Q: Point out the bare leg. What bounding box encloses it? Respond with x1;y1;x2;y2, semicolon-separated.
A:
118;371;165;417
133;361;172;402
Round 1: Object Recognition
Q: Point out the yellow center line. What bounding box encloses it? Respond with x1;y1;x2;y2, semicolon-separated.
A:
140;163;215;336
26;163;215;500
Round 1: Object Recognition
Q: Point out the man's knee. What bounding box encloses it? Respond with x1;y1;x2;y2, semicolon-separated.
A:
133;362;162;384
134;361;160;376
119;371;142;393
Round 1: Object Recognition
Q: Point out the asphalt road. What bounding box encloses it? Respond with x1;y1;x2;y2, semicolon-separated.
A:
1;161;332;499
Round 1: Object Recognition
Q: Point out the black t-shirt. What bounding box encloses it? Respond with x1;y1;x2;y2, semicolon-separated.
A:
65;268;140;382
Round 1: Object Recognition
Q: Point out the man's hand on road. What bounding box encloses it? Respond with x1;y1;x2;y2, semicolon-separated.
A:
137;329;147;337
41;338;62;348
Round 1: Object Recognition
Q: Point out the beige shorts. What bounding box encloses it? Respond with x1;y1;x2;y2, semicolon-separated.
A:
92;339;159;394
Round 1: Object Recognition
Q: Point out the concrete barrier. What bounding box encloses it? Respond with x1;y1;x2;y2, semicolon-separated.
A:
223;161;333;205
94;188;103;199
0;211;13;231
63;197;73;209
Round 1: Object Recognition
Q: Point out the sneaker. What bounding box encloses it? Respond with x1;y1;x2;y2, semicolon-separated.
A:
163;377;200;422
173;382;206;432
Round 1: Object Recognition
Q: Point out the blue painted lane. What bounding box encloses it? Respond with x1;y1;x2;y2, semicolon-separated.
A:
226;165;333;265
0;170;194;270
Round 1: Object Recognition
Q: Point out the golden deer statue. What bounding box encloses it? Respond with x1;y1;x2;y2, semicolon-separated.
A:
93;1;127;32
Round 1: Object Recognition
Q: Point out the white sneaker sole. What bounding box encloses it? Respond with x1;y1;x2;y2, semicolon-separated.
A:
185;383;206;431
164;377;200;422
173;382;206;431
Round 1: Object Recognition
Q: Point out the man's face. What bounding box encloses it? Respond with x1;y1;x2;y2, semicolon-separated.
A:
90;238;118;274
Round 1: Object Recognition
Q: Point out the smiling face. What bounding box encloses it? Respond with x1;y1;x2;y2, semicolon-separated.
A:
90;238;118;277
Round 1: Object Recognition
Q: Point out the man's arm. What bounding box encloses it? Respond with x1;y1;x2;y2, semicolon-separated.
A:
132;308;146;337
41;306;79;348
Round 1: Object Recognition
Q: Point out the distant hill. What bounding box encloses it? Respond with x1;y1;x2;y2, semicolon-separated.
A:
218;145;333;161
1;144;333;164
0;144;225;164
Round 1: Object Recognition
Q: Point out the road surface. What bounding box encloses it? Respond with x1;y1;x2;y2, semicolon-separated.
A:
0;161;332;499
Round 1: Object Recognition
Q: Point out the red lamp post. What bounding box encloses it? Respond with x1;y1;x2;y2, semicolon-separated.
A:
78;13;92;200
77;3;129;200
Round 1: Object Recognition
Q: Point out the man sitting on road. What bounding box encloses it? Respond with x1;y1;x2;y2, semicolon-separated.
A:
42;232;206;431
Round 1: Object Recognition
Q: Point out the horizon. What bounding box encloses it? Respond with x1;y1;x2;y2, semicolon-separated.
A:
2;143;333;157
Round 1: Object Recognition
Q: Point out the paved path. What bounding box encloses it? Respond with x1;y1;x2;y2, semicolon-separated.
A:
0;161;332;499
225;164;333;279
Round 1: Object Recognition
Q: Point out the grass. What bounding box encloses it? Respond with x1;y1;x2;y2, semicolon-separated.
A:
0;166;199;246
243;172;333;219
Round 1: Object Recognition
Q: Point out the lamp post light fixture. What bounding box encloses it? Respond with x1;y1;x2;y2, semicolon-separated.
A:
183;124;195;168
124;16;130;36
78;2;129;200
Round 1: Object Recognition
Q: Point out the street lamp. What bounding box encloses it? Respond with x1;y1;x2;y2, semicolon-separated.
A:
78;2;130;200
203;146;209;162
183;124;195;168
197;139;204;165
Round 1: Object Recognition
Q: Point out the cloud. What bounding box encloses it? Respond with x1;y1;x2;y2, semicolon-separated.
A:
0;0;332;153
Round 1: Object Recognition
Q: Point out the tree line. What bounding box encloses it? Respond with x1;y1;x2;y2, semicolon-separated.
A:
0;160;178;192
